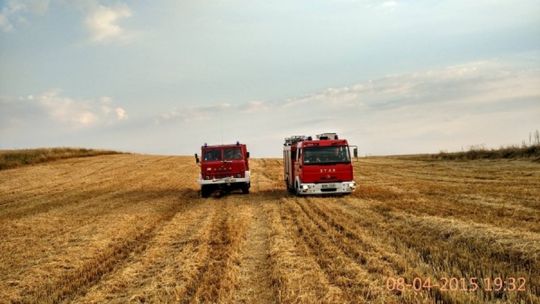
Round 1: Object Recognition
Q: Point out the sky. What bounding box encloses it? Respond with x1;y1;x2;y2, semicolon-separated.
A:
1;0;539;157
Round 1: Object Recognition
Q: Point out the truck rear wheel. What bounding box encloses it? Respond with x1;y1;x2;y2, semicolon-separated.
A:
295;181;302;195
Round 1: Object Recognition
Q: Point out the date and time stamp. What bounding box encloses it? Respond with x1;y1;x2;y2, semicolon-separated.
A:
386;277;528;292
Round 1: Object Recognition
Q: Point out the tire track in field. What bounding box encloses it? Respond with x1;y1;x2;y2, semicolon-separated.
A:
178;202;229;303
232;158;279;303
179;199;250;303
233;199;277;303
181;200;238;303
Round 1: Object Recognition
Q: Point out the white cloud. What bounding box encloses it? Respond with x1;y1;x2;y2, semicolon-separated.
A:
242;100;269;113
381;1;398;8
0;13;12;32
156;100;274;124
0;89;128;129
38;89;97;126
28;0;50;14
115;107;127;120
0;0;50;31
362;0;400;10
157;103;232;124
85;4;132;43
0;1;26;32
1;1;134;44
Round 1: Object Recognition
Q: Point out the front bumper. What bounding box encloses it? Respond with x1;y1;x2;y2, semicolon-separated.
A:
297;181;356;195
198;171;251;185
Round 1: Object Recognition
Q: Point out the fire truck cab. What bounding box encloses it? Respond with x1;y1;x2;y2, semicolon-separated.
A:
195;142;250;197
283;133;356;195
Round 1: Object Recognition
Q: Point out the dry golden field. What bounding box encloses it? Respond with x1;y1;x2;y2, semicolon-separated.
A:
0;154;539;303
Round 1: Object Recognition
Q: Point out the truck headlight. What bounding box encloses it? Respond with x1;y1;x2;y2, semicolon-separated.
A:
302;184;309;190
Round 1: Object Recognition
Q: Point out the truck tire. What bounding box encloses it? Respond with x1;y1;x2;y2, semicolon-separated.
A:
287;183;295;194
241;183;250;194
201;185;211;198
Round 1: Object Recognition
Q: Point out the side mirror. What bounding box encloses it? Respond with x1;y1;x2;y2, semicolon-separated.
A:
246;151;250;159
353;148;358;158
194;153;199;164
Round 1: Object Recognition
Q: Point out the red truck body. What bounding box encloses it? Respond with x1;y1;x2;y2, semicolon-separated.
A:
196;142;250;197
283;133;356;195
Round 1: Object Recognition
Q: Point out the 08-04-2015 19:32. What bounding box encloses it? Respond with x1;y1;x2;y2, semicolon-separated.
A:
386;277;527;292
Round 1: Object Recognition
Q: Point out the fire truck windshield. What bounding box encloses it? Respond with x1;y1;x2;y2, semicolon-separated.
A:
203;149;222;161
224;148;243;160
303;146;350;164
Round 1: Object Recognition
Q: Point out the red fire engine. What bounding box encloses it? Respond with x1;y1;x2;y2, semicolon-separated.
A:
283;133;356;195
195;142;250;197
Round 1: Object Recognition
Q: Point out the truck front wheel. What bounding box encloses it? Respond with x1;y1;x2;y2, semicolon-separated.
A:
241;183;250;194
295;181;302;195
201;185;212;198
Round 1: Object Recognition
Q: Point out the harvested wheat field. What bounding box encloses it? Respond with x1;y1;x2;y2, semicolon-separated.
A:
0;154;539;304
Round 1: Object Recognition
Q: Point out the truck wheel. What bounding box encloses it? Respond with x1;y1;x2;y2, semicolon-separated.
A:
241;183;250;194
201;186;211;198
287;183;295;194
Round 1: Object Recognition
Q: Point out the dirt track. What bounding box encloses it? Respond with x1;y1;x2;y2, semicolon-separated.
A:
0;155;539;303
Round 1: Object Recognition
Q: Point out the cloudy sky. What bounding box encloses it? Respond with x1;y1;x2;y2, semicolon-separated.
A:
1;0;539;156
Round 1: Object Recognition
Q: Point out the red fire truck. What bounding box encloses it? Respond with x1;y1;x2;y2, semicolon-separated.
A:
283;133;356;195
195;142;250;197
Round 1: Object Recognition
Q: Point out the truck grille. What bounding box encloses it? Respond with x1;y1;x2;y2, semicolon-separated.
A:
212;173;232;179
212;172;236;179
319;176;339;182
